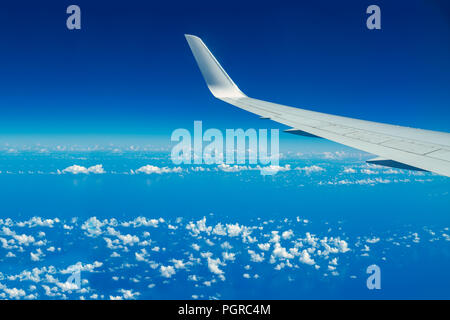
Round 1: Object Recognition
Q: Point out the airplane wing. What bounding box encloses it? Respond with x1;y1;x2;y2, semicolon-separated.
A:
185;34;450;177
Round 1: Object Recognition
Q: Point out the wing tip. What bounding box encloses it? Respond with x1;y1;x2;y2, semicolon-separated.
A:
184;34;200;40
185;34;246;99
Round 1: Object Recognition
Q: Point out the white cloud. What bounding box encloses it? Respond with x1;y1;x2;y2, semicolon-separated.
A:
248;250;264;262
81;217;106;237
269;231;281;244
30;249;44;262
135;165;182;174
61;164;105;174
226;223;243;237
117;234;140;246
330;258;338;265
14;234;35;245
281;230;294;240
207;257;224;275
299;249;315;266
160;265;176;278
384;169;401;174
16;217;59;228
216;164;290;175
272;243;294;260
321;178;396;186
135;252;146;262
186;217;212;236
259;165;291;175
221;242;232;250
366;237;380;244
257;243;271;251
170;259;186;269
0;284;26;299
57;281;79;292
335;239;350;253
119;289;140;300
212;223;227;236
217;164;247;172
295;165;325;174
122;217;161;228
322;151;349;159
222;252;236;261
361;169;378;175
86;164;106;174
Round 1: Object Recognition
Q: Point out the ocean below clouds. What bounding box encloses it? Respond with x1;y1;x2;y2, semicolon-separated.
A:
0;150;449;299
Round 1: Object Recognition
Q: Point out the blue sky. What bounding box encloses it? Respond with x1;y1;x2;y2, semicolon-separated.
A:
0;0;449;146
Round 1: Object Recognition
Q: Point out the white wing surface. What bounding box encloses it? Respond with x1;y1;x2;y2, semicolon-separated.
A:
185;35;450;177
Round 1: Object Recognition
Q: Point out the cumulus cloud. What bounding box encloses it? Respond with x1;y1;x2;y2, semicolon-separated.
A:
299;249;315;266
366;237;380;244
82;217;106;237
16;217;59;228
384;169;402;174
322;151;349;159
259;165;291;175
257;243;271;251
217;164;249;172
248;250;264;262
60;261;103;274
281;230;294;240
320;178;406;186
226;223;243;237
0;284;26;299
186;217;212;236
221;242;232;250
0;213;427;300
160;265;176;278
295;165;325;174
216;164;290;175
116;233;139;246
207;257;224;275
134;165;182;174
222;252;236;261
14;234;35;246
135;252;146;262
170;259;187;269
118;289;140;300
121;217;162;228
338;240;350;253
361;169;378;175
60;164;105;174
213;223;227;236
272;243;294;260
30;249;44;261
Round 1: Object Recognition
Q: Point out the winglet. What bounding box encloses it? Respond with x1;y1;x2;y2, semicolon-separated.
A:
185;35;246;99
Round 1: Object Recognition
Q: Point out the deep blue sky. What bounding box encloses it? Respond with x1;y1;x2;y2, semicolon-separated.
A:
0;0;449;146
